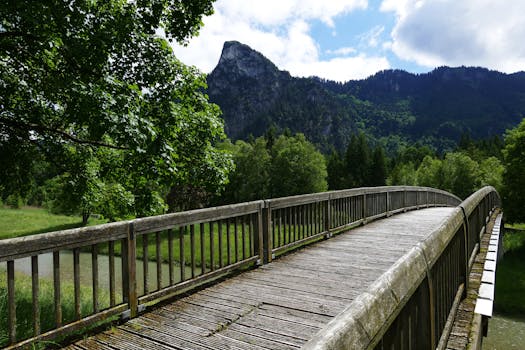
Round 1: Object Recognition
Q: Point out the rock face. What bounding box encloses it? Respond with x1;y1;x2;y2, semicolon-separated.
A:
207;41;291;140
207;41;525;151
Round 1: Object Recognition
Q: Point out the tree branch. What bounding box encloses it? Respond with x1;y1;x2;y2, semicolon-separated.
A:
1;118;130;150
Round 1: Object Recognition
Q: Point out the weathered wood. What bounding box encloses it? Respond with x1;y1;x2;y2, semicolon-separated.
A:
109;240;116;307
31;255;40;336
53;251;62;327
0;221;129;262
7;260;16;344
73;248;81;320
92;244;99;313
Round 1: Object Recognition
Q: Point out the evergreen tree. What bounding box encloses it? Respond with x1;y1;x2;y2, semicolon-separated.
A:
369;146;387;186
344;133;371;188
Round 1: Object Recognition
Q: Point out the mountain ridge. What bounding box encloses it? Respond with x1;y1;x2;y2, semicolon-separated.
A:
207;41;525;152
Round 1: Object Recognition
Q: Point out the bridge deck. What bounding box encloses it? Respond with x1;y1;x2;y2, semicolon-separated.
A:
64;207;455;350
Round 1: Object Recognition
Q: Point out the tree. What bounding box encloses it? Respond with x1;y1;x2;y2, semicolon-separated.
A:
344;133;371;188
369;146;387;186
221;138;271;203
502;119;525;222
1;0;232;219
270;134;327;197
326;149;346;190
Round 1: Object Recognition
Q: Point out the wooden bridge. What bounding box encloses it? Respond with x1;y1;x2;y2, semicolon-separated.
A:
0;186;502;349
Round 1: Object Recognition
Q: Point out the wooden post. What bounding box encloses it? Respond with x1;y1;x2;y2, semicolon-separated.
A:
7;260;16;344
123;222;138;318
324;199;331;234
261;204;272;264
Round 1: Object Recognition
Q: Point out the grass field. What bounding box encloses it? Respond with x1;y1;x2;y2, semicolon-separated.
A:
0;206;106;240
494;224;525;315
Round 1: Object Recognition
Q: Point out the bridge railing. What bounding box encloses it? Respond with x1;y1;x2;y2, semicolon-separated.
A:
303;186;501;350
0;186;459;349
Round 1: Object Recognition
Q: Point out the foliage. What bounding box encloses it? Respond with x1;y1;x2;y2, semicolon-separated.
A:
221;138;271;203
270;134;328;197
219;133;327;202
326;133;388;190
502;118;525;223
389;151;504;199
0;0;233;220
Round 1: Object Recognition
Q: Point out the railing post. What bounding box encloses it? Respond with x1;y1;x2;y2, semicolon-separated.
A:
122;222;138;318
403;189;407;211
363;193;367;222
261;203;273;264
255;202;265;265
324;198;331;235
386;191;390;216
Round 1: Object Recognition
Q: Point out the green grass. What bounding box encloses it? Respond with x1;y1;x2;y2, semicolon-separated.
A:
0;206;106;240
494;226;525;315
0;272;110;348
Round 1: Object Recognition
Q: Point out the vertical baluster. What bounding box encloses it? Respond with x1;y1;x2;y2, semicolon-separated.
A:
226;219;231;265
73;248;81;319
191;225;196;278
299;205;304;240
200;223;205;275
156;232;162;290
53;251;62;327
234;217;239;262
272;212;276;249
179;227;186;281
210;222;215;271
143;234;149;294
218;221;223;268
283;209;288;244
31;255;40;336
7;260;16;344
168;229;174;285
276;211;281;247
109;241;116;306
92;244;99;313
242;217;247;260
249;214;255;257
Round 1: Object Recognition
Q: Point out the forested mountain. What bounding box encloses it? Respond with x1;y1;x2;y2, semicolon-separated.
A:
207;41;525;152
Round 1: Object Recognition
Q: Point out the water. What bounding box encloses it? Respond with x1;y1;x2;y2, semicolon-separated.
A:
484;314;525;349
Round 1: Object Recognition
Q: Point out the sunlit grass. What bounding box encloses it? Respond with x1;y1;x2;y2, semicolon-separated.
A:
0;206;106;240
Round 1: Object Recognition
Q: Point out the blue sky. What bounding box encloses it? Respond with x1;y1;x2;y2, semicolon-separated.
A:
171;0;525;82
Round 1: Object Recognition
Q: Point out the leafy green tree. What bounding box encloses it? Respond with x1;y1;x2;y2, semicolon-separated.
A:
478;156;504;194
326;149;346;190
270;134;327;197
1;0;232;219
345;133;371;188
387;162;417;186
369;146;387;186
416;156;444;189
221;138;271;203
502;119;525;222
440;153;480;199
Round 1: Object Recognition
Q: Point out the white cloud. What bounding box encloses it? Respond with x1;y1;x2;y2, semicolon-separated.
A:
171;0;390;81
326;47;357;56
381;0;525;72
358;25;385;48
